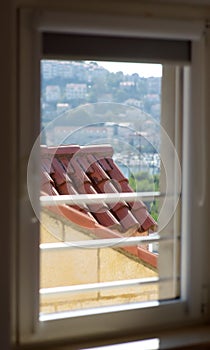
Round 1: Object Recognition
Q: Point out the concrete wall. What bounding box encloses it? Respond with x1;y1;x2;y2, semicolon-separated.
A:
40;212;157;314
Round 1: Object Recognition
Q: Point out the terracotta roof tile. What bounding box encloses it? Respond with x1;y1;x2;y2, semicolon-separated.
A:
41;144;157;232
40;144;158;268
41;172;58;196
104;158;128;183
80;154;141;233
80;145;114;157
98;157;157;232
54;153;122;231
98;158;112;172
47;145;80;156
51;158;69;186
112;205;139;234
77;156;94;174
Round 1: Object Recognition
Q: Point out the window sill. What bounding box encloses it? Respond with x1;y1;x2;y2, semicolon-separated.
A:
13;324;210;349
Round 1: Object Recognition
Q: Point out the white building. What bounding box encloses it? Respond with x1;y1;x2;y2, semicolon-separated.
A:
45;85;61;102
65;83;87;100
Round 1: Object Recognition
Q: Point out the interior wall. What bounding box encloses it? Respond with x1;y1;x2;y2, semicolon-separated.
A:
14;0;210;19
0;0;15;348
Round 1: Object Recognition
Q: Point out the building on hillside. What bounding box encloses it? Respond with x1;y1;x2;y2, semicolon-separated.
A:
124;98;143;109
46;85;61;102
65;83;87;100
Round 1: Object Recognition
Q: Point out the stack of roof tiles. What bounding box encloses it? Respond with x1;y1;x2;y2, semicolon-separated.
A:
41;144;157;267
41;144;156;232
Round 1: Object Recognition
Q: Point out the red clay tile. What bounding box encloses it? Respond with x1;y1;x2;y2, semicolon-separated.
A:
42;155;86;215
117;180;133;194
42;157;54;175
98;158;112;172
92;212;121;230
41;171;52;187
52;158;93;215
81;183;121;231
101;159;156;231
47;145;80;156
105;158;128;183
80;145;114;158
51;158;68;186
59;155;75;174
112;206;139;233
140;214;157;232
79;153;150;234
57;155;122;231
69;157;91;184
84;157;142;233
137;246;157;268
86;155;109;183
41;168;58;196
77;155;94;174
121;245;139;256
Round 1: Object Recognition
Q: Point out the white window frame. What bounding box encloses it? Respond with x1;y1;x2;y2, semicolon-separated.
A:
17;9;210;347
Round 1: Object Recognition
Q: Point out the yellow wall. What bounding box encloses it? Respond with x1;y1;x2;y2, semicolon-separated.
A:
40;211;158;314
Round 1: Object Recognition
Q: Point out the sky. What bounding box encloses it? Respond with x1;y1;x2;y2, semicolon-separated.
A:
92;61;162;78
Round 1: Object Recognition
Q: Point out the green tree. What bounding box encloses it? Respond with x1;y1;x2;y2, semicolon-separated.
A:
129;171;160;221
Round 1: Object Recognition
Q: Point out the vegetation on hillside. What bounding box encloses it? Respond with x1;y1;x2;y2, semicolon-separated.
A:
129;171;160;221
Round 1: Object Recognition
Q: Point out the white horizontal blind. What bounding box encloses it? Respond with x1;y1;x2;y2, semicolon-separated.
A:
40;235;172;250
40;192;161;206
40;277;160;298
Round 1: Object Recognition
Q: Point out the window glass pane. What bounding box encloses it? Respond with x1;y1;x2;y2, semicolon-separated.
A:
33;59;181;317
